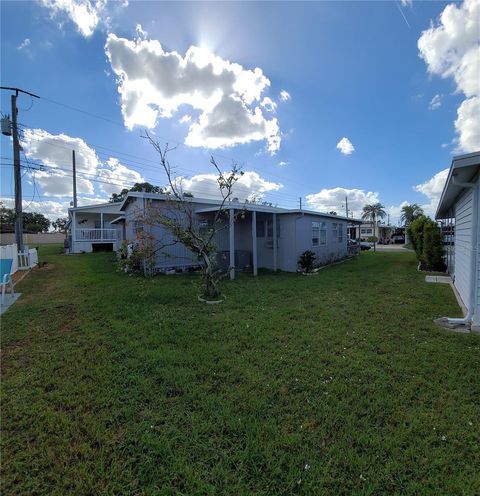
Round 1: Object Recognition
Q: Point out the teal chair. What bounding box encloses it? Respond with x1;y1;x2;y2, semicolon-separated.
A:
0;259;14;306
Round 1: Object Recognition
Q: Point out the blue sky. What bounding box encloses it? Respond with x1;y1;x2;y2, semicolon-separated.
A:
1;0;479;222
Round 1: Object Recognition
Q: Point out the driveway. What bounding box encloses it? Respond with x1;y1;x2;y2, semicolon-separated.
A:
374;244;413;253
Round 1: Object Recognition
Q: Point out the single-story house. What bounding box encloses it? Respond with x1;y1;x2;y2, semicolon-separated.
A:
435;151;480;332
351;222;393;243
114;192;362;278
67;202;125;253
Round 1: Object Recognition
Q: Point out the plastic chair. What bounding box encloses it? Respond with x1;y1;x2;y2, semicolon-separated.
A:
0;259;14;306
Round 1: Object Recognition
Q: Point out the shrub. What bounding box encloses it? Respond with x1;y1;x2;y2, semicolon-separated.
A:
407;216;445;271
367;236;378;243
298;250;316;273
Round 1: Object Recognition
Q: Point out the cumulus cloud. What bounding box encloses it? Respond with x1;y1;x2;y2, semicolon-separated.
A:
179;115;191;124
278;161;288;167
429;94;442;110
411;167;450;216
17;38;31;51
418;0;480;152
336;137;355;155
174;171;282;201
306;187;379;217
105;34;282;154
279;90;291;101
261;97;277;113
21;128;143;198
0;197;72;221
97;157;143;196
39;0;128;37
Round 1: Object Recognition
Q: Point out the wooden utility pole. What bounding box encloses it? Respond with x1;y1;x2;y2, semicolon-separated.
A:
72;150;77;208
299;197;302;210
11;94;23;251
0;87;40;252
345;195;349;218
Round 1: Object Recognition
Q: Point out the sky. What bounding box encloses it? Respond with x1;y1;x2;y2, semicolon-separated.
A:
1;0;479;224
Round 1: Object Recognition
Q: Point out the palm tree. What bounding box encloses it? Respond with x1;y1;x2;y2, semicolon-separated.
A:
362;203;386;252
400;203;424;226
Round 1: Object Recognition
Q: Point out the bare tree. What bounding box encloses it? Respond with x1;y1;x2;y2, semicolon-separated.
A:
137;132;243;299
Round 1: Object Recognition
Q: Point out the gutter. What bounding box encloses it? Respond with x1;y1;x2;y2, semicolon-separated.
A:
440;175;479;327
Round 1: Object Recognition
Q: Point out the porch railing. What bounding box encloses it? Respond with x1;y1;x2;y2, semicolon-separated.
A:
75;228;117;242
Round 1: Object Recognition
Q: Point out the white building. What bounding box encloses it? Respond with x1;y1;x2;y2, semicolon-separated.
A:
435;152;480;332
68;202;125;253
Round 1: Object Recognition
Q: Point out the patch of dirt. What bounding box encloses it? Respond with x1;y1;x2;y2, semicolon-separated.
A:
34;262;55;271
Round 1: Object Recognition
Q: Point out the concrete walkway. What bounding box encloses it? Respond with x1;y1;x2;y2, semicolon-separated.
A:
374;244;413;253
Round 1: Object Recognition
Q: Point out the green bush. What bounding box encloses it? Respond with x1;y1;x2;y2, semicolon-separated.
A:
298;250;316;273
407;216;445;271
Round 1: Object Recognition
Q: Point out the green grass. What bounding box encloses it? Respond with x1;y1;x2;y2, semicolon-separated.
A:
2;246;480;495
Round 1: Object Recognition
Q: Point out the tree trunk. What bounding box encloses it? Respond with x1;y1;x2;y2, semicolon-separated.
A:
373;215;376;252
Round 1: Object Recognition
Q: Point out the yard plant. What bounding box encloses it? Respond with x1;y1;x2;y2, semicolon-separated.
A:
407;215;445;272
1;245;479;495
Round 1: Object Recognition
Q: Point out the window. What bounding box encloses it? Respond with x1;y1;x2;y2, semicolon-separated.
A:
312;221;326;246
134;220;144;234
338;223;344;242
199;219;214;236
266;218;280;238
332;223;338;241
361;228;373;235
256;220;265;237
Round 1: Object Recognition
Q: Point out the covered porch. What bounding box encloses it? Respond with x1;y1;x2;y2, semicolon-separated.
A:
196;206;280;279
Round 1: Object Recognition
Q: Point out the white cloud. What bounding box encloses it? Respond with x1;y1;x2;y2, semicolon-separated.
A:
39;0;127;37
1;197;72;221
336;137;355;155
97;157;143;196
174;171;282;201
279;90;291;101
418;0;480;152
179;114;191;124
429;94;442;110
454;96;480;153
400;0;412;7
261;97;277;113
105;34;282;154
414;168;449;200
278;161;288;167
306;187;379;217
17;38;31;51
21;128;143;198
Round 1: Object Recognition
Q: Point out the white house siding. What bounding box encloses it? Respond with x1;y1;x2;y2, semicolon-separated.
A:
475;176;480;327
453;187;474;309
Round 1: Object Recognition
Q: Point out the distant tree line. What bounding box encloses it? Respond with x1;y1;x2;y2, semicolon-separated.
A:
0;201;67;234
109;182;193;203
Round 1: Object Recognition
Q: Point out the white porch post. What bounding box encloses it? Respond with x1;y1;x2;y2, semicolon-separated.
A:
72;211;76;244
100;212;104;240
229;208;235;280
273;212;277;272
252;210;258;276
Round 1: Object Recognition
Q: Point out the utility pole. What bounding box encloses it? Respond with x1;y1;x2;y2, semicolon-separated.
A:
345;195;349;218
11;94;23;251
1;87;40;252
72;150;77;208
299;197;302;210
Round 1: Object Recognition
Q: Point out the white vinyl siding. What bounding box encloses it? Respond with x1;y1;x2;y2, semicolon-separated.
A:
453;187;474;308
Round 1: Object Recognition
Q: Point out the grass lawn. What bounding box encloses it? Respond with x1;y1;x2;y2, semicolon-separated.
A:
2;246;480;495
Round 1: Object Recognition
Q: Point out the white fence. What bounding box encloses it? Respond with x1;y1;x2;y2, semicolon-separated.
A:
0;243;38;273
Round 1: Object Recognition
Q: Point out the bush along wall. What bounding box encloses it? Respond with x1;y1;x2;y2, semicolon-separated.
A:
407;215;446;272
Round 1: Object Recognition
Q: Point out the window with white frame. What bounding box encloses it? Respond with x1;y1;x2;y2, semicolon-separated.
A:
332;223;338;242
312;221;326;246
361;228;373;235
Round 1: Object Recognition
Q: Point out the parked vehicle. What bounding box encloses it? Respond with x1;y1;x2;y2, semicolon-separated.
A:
360;242;372;251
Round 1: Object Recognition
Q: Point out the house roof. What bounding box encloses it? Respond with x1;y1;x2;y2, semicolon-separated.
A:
195;205;362;223
435;151;480;219
119;191;363;222
109;216;125;225
69;202;123;215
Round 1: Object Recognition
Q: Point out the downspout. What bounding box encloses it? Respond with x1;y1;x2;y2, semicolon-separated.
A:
443;176;478;325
